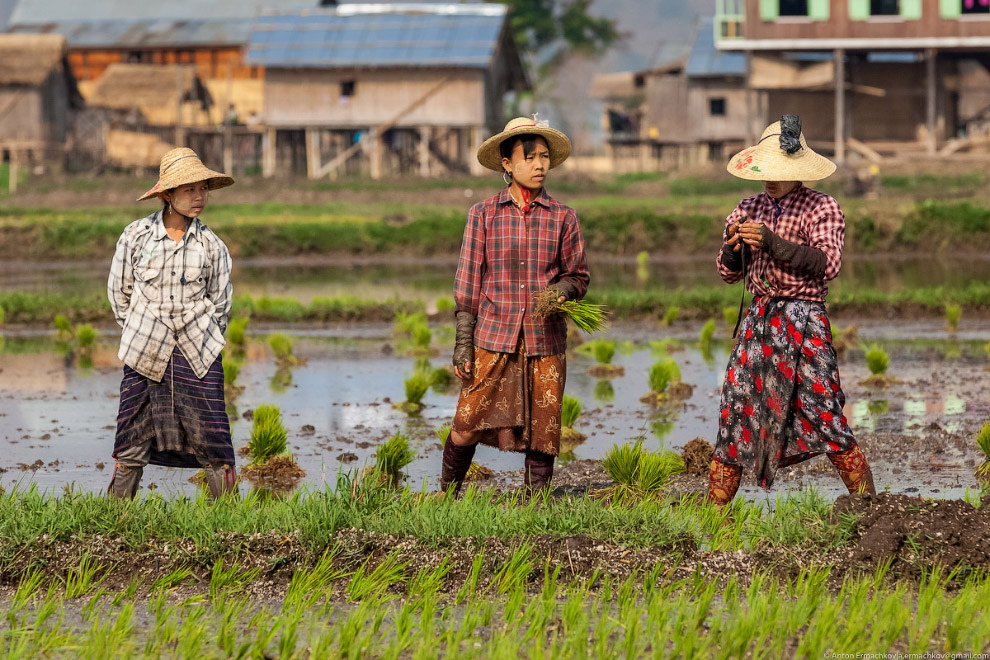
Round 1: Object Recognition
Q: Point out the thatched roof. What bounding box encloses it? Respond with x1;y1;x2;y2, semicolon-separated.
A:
87;63;213;111
0;34;68;86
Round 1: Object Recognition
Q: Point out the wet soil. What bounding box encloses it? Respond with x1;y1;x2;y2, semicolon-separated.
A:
241;455;307;490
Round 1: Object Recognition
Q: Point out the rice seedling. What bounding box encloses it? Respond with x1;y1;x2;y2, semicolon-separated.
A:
593;379;614;402
285;549;348;610
346;552;409;601
63;554;109;599
394;311;429;337
601;439;683;503
491;544;534;595
411;323;432;349
248;403;288;463
267;332;297;365
636;251;650;282
372;432;416;488
661;306;679;326
397;369;431;414
226;317;249;348
435;297;455;313
74;323;98;349
53;313;73;338
429;365;451;390
865;344;889;375
723;305;739;328
975;422;990;481
533;287;608;333
602;440;643;493
208;559;260;602
699;319;716;347
648;358;681;394
945;303;962;332
581;338;615;365
561;395;582;428
152;566;193;592
636;451;685;493
222;359;241;386
0;303;4;325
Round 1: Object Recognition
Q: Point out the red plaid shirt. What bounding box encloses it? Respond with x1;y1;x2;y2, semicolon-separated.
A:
454;187;590;356
716;185;844;302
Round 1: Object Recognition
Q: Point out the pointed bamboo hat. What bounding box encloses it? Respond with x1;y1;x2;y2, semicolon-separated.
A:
727;115;836;182
137;147;234;201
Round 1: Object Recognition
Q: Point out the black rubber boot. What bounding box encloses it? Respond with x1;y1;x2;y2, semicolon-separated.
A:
524;450;555;496
439;441;477;496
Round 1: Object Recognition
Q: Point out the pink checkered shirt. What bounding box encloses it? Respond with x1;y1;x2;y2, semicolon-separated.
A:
716;185;844;302
454;187;590;356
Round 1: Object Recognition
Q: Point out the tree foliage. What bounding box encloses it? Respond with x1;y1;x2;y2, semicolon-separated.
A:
501;0;618;57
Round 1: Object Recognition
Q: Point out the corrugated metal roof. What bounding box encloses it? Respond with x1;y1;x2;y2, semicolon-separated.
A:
9;0;319;23
7;18;258;48
685;19;746;78
245;4;509;69
0;0;16;31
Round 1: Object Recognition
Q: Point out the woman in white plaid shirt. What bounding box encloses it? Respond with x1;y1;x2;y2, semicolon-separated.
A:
106;148;238;499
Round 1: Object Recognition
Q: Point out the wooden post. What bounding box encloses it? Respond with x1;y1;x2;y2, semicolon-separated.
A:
262;127;277;178
469;126;485;176
418;125;431;177
223;65;234;175
306;128;321;179
926;48;938;155
369;130;383;180
8;148;17;195
834;48;846;164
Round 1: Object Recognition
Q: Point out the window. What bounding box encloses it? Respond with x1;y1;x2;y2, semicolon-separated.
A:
340;80;356;97
963;0;990;14
870;0;899;14
780;0;809;15
709;98;727;116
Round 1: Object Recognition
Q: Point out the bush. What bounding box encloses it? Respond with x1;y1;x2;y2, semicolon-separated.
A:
865;344;889;376
227;318;249;346
561;395;582;428
249;404;288;463
404;370;431;405
649;358;681;393
268;333;294;361
74;324;98;348
945;304;962;332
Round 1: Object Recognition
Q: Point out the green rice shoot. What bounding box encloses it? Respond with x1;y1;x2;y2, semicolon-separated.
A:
699;319;716;346
404;370;431;405
558;300;608;333
248;403;288;463
53;313;72;335
636;451;685;493
587;339;615;365
411;323;432;349
268;333;294;361
636;251;649;267
74;324;98;348
222;359;241;385
602;439;643;487
227;318;249;347
561;395;582;428
434;424;452;445
662;306;679;326
602;440;683;502
394;311;429;337
649;358;681;393
375;432;416;483
945;304;962;331
723;306;739;328
977;422;990;460
0;304;5;325
865;344;890;376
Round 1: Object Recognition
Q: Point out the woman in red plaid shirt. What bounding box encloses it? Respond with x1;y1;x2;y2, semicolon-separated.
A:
439;117;590;497
709;115;876;505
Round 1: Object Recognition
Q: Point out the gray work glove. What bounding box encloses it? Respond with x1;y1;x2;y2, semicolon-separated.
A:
453;311;476;371
758;225;827;278
720;242;745;272
554;279;579;302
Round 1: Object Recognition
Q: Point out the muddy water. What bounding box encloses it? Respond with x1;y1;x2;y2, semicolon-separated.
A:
1;321;987;501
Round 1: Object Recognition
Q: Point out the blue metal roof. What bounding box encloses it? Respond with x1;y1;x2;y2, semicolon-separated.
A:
0;0;15;31
685;19;746;78
6;18;259;48
9;0;318;23
245;5;509;69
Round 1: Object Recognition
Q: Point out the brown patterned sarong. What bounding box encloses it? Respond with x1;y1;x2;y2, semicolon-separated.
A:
452;341;565;456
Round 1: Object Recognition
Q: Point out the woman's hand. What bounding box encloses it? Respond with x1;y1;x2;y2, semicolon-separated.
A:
726;223;743;252
738;221;769;250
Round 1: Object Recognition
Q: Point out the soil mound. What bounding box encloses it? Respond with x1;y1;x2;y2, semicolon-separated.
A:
833;493;990;574
681;438;714;476
241;455;307;490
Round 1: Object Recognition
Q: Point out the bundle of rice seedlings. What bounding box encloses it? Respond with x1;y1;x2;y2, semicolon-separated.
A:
430;365;452;390
636;451;685;493
599;440;683;504
976;422;990;483
247;403;288;464
661;306;679;327
601;440;644;504
533;287;608;334
723;306;739;328
268;333;297;366
74;324;98;349
590;339;615;365
649;358;681;393
227;318;249;348
698;319;716;346
394;311;429;337
394;370;431;414
371;432;416;488
581;339;625;378
434;424;493;481
412;324;432;349
54;314;73;340
865;345;889;375
560;394;586;452
945;304;962;332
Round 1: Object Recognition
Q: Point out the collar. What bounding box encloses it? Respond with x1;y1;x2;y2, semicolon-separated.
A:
151;209;200;242
764;183;805;208
497;186;552;209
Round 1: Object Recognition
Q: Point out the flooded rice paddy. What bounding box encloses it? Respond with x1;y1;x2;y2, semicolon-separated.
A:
1;318;987;502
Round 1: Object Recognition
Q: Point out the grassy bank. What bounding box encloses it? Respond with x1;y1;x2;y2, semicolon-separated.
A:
2;196;989;260
2;487;989;657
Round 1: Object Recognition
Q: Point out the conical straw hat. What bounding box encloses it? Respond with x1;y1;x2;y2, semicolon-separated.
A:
727;120;836;182
137;147;234;201
477;116;572;172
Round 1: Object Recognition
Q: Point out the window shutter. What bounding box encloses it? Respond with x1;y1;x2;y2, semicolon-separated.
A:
848;0;871;19
809;0;831;19
901;0;923;18
760;0;780;20
940;0;962;17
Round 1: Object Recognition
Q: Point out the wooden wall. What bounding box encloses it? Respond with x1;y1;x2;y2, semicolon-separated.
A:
0;72;71;144
68;47;259;82
263;68;486;128
644;73;755;145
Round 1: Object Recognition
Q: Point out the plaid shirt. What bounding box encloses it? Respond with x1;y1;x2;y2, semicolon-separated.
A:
454;187;590;356
716;185;844;302
108;210;233;382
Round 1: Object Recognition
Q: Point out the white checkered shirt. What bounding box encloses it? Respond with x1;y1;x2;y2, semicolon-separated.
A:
108;210;233;381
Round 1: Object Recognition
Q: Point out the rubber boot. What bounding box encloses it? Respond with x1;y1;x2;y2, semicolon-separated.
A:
202;465;239;499
439;440;476;496
524;450;555;496
706;458;742;506
107;463;143;500
827;445;877;496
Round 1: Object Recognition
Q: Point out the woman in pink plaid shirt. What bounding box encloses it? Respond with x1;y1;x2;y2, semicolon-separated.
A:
709;115;877;505
439;117;590;497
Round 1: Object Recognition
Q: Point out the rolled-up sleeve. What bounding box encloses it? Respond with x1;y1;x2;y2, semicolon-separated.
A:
807;200;845;281
716;206;747;285
453;204;485;316
207;241;233;332
108;232;134;328
558;208;590;300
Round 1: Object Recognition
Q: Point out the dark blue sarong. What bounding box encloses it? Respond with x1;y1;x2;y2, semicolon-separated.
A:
113;346;235;469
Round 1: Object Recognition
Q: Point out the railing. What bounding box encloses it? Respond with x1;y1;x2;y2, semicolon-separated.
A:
715;0;746;41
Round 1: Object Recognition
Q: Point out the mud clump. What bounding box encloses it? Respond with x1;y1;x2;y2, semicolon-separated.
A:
681;438;714;476
833;493;990;575
241;455;307;490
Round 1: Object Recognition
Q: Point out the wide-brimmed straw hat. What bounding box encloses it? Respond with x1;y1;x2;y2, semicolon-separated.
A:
727;117;836;182
477;116;572;172
137;147;234;201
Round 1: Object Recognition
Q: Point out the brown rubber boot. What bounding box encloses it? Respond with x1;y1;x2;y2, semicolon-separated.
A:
827;445;877;496
706;458;742;506
107;463;143;500
202;465;239;499
524;450;555;496
439;441;476;497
